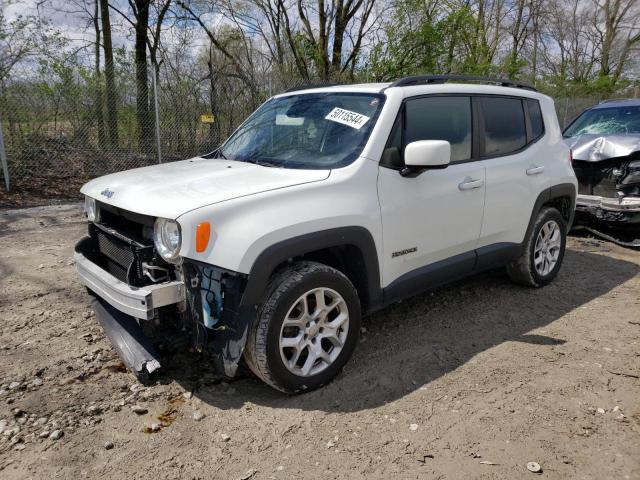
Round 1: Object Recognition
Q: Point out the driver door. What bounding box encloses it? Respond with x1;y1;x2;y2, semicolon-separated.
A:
377;95;485;294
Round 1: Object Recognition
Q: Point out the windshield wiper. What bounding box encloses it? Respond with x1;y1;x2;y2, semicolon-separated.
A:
201;148;227;160
239;151;282;167
243;158;282;168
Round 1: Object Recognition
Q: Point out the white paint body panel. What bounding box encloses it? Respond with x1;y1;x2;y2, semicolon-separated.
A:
177;159;383;275
80;157;330;219
377;162;485;286
80;82;576;291
477;95;575;247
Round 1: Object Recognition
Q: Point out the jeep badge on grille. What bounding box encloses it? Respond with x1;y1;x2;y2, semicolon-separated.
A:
100;188;114;199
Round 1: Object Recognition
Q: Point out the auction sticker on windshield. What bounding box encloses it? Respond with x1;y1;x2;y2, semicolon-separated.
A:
325;107;370;129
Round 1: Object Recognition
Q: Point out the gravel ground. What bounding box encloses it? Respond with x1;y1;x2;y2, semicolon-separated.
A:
0;204;639;480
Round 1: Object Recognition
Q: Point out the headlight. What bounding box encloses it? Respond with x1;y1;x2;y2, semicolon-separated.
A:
154;218;182;263
84;196;97;222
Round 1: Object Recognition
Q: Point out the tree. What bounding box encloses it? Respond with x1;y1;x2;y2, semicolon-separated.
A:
108;0;171;152
93;0;106;148
292;0;378;80
100;0;119;147
178;0;260;100
593;0;640;88
0;8;50;85
134;0;152;151
503;0;534;78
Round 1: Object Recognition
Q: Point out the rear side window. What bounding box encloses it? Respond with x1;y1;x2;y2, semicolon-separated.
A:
405;96;472;162
480;97;526;156
526;99;544;140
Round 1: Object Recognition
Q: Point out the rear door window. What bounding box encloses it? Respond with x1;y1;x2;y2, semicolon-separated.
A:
480;97;527;156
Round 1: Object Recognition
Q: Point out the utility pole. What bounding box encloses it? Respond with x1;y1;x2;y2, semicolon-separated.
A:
152;66;162;164
0;113;9;191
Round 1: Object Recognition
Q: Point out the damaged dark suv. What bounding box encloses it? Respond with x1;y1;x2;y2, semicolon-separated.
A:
564;99;640;246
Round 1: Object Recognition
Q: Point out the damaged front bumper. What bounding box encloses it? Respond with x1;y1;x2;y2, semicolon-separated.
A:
74;241;185;320
91;296;162;376
75;237;254;379
576;194;640;215
566;134;640;246
574;195;640;247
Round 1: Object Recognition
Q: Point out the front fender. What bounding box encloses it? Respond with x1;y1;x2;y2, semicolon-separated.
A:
240;226;382;310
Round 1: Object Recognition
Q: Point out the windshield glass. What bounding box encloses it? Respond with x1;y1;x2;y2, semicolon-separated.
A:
564;105;640;137
217;92;385;169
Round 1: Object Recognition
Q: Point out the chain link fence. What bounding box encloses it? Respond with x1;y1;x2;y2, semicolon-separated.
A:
0;69;617;206
0;60;308;206
554;97;601;129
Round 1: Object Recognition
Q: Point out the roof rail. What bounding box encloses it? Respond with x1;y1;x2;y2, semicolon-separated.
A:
283;83;342;93
598;98;636;104
389;75;537;91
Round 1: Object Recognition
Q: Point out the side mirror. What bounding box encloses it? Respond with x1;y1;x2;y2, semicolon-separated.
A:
402;140;451;177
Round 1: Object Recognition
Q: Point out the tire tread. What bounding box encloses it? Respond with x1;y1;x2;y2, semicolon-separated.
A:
244;261;358;393
507;206;566;288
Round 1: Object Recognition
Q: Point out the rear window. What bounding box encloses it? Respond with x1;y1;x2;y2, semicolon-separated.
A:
526;99;544;140
480;97;527;156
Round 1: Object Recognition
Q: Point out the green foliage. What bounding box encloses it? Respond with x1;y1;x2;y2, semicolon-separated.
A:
366;2;498;80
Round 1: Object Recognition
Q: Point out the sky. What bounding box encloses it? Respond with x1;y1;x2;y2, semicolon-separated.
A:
3;0;217;67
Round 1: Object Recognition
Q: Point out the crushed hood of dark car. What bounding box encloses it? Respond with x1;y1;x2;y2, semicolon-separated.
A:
565;134;640;161
566;133;640;249
565;133;640;199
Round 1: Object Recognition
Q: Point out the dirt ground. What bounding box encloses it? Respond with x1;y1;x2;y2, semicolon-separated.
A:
0;204;638;480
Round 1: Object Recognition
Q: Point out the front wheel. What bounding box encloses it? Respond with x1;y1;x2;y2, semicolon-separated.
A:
507;207;567;287
244;261;361;393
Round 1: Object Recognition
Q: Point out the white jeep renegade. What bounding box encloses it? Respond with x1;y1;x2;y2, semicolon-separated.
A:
76;75;578;393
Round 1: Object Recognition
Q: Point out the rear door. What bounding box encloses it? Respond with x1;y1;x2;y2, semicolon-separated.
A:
477;96;546;254
377;95;485;289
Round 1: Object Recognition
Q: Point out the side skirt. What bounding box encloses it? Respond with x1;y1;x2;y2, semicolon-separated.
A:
381;242;521;308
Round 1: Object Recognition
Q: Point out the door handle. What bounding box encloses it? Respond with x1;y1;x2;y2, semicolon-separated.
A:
458;178;484;191
526;165;545;175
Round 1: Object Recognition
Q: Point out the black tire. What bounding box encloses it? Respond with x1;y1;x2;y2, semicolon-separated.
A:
244;261;361;393
507;207;567;287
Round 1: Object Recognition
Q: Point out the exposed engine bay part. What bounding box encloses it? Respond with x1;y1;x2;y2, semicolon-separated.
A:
182;260;252;377
91;295;162;378
572;156;640;198
566;135;640;199
565;134;640;248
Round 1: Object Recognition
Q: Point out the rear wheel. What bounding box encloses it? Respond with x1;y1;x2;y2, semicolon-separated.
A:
244;261;361;393
507;207;567;287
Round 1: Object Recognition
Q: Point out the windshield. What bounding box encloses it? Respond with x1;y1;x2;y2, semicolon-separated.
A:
564;105;640;137
216;92;385;169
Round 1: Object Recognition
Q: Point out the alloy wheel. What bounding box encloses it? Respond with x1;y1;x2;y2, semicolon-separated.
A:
278;287;349;377
534;220;561;276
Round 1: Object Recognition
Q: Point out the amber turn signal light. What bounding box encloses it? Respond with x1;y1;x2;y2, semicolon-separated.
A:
195;222;211;253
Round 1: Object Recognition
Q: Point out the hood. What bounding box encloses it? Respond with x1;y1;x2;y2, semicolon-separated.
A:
565;134;640;161
80;157;330;218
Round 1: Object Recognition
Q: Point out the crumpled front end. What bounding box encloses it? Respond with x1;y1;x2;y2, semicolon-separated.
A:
182;260;254;377
566;135;640;247
75;202;256;379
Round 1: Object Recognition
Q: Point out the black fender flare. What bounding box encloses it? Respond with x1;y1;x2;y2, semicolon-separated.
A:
219;227;381;376
523;183;577;244
240;226;382;312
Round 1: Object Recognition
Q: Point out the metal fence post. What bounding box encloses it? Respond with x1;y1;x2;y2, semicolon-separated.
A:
152;66;162;164
0;113;9;191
